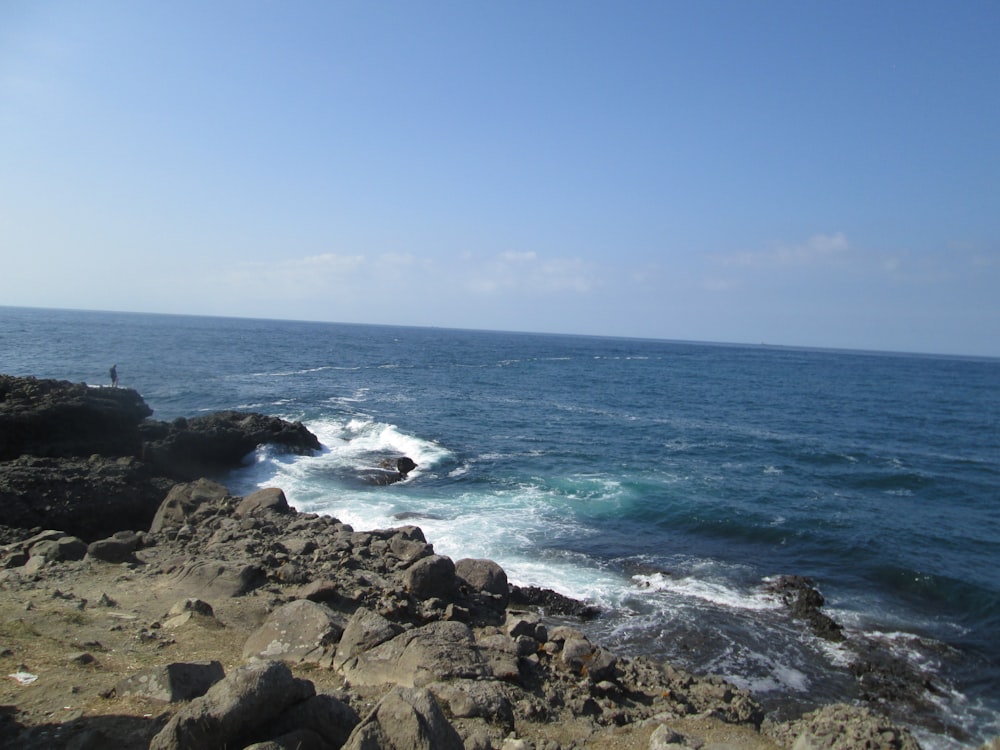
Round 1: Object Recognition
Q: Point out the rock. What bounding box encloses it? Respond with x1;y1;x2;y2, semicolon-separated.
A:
149;479;230;534
648;724;686;750
139;410;320;481
344;620;491;688
333;607;403;671
86;530;144;563
430;679;515;731
168;559;266;598
403;554;457;600
115;661;225;702
766;702;921;750
235;488;292;517
29;535;87;562
455;558;509;606
266;693;360;749
243;599;345;664
763;575;844;642
149;661;315;750
242;729;328;750
0;376;151;461
508;584;600;619
343;686;464;750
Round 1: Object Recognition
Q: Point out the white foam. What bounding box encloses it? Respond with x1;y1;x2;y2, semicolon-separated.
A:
632;573;783;612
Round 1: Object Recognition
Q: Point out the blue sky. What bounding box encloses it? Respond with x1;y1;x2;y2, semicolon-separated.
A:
2;1;998;356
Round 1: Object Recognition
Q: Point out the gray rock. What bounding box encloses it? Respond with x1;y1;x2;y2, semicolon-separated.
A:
343;686;464;750
345;620;491;688
455;558;509;605
116;660;225;702
242;729;328;750
168;559;265;598
648;724;686;750
403;554;457;600
236;487;291;517
767;703;921;750
243;599;345;664
149;661;315;750
30;535;87;562
87;530;143;563
150;479;229;534
268;693;360;749
333;607;403;671
430;679;515;731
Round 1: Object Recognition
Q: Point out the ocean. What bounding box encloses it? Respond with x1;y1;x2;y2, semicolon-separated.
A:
2;306;998;747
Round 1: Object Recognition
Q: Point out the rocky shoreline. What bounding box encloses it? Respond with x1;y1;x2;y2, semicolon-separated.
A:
0;375;985;749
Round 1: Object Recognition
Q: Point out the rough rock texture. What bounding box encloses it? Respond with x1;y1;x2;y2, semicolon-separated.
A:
343;686;464;750
764;703;921;749
763;575;844;642
149;661;318;750
0;375;320;540
0;373;944;750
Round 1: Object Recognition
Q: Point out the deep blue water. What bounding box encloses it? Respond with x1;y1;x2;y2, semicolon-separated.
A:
2;306;998;747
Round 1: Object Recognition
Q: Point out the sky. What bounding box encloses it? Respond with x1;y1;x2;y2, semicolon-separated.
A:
1;1;999;357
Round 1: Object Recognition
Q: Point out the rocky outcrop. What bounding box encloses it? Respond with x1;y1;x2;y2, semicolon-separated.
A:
0;375;320;540
0;375;152;460
138;410;320;481
763;575;844;642
764;703;921;749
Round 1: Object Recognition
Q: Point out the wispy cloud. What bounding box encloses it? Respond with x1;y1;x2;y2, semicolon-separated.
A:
224;253;366;297
719;233;851;269
468;251;597;295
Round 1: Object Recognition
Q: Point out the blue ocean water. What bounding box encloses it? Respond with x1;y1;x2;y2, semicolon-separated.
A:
2;306;998;746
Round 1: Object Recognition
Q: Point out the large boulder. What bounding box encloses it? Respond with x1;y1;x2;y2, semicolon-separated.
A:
343;687;463;750
344;620;491;688
455;558;509;606
149;661;315;750
115;661;225;703
243;599;346;664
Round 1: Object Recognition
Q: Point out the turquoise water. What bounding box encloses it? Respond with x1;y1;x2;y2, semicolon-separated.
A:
2;306;998;746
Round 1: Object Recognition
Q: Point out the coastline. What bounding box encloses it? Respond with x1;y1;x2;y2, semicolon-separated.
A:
0;375;991;749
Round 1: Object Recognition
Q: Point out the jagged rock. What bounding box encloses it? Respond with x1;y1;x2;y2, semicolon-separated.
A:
344;620;491;688
149;661;315;750
509;584;600;619
765;702;921;749
429;679;515;731
139;410;320;481
343;686;464;750
764;575;844;642
243;599;346;664
0;376;151;461
115;661;225;702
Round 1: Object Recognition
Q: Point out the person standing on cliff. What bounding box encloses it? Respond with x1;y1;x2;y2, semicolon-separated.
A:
110;364;118;388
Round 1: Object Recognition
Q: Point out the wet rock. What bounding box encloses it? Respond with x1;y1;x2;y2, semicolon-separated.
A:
763;575;844;642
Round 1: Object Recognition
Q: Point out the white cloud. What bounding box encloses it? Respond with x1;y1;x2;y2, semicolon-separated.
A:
468;251;597;295
224;253;366;297
720;232;851;269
